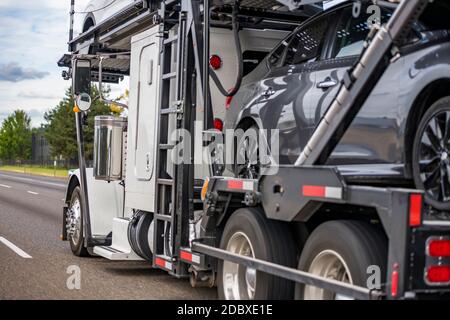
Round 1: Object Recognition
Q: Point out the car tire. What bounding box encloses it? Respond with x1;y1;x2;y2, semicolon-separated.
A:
217;208;296;300
68;186;90;257
295;220;386;300
413;96;450;211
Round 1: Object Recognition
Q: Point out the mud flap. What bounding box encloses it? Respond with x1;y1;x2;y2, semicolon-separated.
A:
62;206;68;241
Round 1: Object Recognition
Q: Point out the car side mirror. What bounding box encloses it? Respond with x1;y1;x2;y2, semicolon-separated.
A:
72;59;91;96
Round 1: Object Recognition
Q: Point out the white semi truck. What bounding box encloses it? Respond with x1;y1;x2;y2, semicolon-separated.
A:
59;0;450;299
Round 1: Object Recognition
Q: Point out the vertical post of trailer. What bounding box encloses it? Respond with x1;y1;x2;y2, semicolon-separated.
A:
69;1;93;248
74;110;92;247
69;0;75;51
202;0;212;130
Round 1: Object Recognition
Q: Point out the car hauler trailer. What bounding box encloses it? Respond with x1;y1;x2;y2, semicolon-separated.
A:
59;0;450;299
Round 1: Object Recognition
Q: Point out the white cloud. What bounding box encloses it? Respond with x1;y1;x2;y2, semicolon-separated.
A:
0;0;127;127
0;62;49;82
18;91;61;100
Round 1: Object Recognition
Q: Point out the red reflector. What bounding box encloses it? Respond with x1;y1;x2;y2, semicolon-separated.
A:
155;257;165;267
225;96;233;109
209;54;222;70
426;266;450;284
180;250;192;262
225;88;234;109
391;270;399;297
302;185;325;198
214;118;224;131
429;240;450;257
228;180;243;190
409;194;422;227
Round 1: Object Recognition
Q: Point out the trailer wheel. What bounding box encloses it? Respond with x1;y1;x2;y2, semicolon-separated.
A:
413;96;450;210
68;186;89;257
217;208;296;300
296;220;386;300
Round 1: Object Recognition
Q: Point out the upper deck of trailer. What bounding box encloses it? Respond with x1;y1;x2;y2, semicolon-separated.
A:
58;0;328;74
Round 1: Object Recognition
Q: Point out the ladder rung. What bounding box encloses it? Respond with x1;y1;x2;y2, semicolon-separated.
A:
160;144;175;150
158;178;174;186
163;35;178;45
165;0;179;6
162;72;177;80
155;213;172;222
161;107;180;115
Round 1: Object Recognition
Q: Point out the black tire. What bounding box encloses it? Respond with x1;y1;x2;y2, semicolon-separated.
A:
136;212;153;261
413;96;450;211
128;211;154;261
217;208;296;300
296;220;386;300
68;187;90;257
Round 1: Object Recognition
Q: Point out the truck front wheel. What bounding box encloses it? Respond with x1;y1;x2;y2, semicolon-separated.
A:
67;186;89;257
217;208;296;300
296;220;386;300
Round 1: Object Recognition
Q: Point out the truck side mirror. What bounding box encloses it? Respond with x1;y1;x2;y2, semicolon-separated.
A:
76;93;92;112
72;59;91;96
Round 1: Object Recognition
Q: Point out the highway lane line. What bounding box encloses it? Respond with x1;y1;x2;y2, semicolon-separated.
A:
27;191;39;195
0;237;32;259
0;184;12;188
0;173;66;188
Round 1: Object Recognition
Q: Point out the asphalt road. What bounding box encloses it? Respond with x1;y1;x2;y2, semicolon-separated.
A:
0;171;216;299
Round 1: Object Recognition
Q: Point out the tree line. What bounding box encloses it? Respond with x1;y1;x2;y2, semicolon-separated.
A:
0;85;112;164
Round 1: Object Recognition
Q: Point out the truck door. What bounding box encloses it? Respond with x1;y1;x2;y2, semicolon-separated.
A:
135;42;159;181
125;26;160;213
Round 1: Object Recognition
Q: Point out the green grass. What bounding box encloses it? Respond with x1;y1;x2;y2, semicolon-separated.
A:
0;165;70;178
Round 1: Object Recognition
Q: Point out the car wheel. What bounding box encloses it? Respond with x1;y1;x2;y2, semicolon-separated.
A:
235;125;260;179
296;220;386;300
217;208;296;300
413;97;450;211
68;186;90;257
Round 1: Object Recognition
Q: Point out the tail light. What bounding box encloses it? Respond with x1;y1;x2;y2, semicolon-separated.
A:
214;118;224;131
209;54;222;70
425;266;450;284
391;269;399;297
428;239;450;258
409;194;422;227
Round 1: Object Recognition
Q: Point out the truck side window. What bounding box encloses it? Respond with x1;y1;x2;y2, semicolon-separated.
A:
284;17;330;66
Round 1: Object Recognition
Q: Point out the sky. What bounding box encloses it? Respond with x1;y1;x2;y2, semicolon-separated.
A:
0;0;126;127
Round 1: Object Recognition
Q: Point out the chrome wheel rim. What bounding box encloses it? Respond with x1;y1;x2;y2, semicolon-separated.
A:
304;250;353;300
222;232;257;300
68;198;82;244
418;110;450;202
